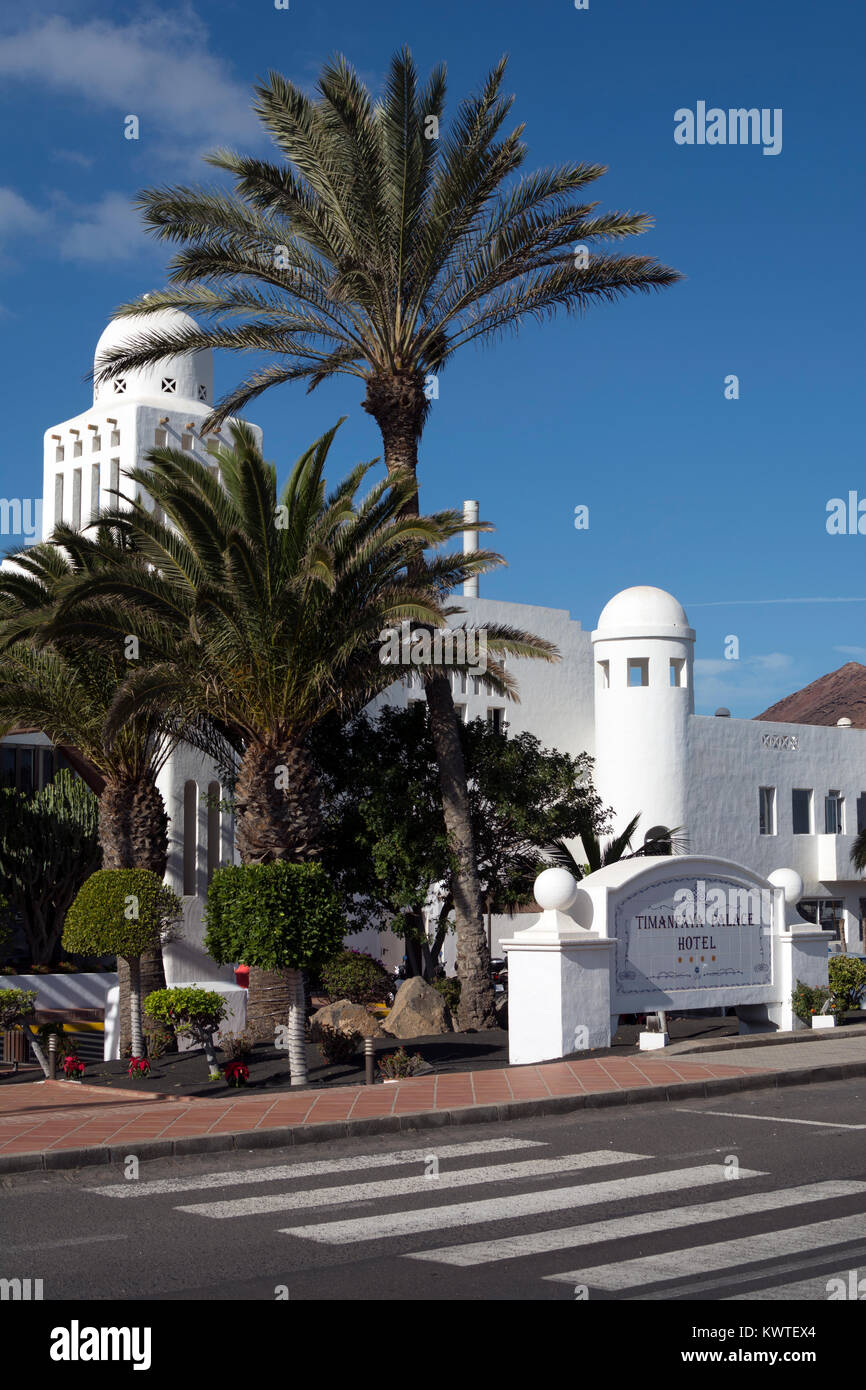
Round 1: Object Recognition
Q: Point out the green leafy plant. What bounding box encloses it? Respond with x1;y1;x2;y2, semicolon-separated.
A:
319;950;393;1007
432;976;461;1013
127;1055;151;1080
64;869;181;1059
792;980;832;1024
62;1053;85;1081
142;1018;174;1061
828;956;866;1014
0;987;36;1031
205;862;345;1086
317;1025;361;1066
144;986;228;1080
224;1060;249;1087
378;1047;426;1080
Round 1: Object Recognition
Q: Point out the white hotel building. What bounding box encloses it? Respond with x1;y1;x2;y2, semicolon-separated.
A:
4;312;866;966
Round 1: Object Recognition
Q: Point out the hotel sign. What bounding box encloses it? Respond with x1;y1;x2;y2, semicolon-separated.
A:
612;875;773;1005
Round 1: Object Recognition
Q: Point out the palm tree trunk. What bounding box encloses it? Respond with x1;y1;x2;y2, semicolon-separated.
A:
287;967;307;1086
128;955;143;1059
99;772;169;1057
365;375;496;1030
235;740;323;1042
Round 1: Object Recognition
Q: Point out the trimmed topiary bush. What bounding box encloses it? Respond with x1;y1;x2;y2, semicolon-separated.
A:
63;869;181;1061
828;956;866;1014
319;949;393;1006
205;862;345;1086
144;986;228;1080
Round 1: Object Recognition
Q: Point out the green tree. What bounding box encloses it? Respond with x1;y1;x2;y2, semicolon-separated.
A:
90;49;680;1029
0;769;101;965
144;986;228;1080
205;861;345;1084
547;813;684;878
57;421;546;1037
63;869;181;1059
314;707;607;978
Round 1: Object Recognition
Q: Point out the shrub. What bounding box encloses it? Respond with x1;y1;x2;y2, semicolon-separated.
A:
792;980;832;1023
142;1019;174;1061
224;1060;249;1087
317;1025;361;1065
319;949;393;1006
828;956;866;1013
128;1056;151;1080
62;1053;85;1080
432;976;461;1013
379;1046;426;1079
220;1029;255;1062
0;987;36;1031
145;986;228;1080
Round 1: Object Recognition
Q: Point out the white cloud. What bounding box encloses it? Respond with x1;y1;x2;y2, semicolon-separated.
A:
693;651;795;711
0;188;40;237
59;192;152;263
834;645;866;659
0;13;261;156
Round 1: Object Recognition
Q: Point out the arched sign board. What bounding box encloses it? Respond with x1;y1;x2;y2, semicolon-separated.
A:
571;855;783;1013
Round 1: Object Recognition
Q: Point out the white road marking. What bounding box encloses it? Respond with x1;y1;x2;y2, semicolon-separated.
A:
675;1108;866;1130
4;1233;129;1253
280;1163;765;1243
84;1137;546;1198
175;1150;646;1220
546;1214;866;1291
407;1181;866;1266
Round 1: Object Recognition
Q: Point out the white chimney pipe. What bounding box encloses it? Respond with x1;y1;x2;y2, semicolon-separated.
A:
463;499;479;597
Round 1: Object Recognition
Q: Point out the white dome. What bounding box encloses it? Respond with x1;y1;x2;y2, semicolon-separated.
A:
596;585;690;635
93;307;213;407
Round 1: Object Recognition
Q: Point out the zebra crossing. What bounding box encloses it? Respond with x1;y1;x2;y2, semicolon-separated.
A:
84;1135;866;1298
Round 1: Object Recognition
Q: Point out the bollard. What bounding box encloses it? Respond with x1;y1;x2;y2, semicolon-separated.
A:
364;1036;375;1086
48;1032;57;1081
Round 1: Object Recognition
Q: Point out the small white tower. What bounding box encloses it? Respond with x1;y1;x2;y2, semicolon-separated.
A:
591;585;695;847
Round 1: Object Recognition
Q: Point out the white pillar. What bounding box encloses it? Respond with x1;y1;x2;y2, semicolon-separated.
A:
463;499;479;597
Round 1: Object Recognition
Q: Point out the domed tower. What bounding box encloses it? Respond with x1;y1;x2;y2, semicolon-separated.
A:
591;586;695;847
41;308;251;539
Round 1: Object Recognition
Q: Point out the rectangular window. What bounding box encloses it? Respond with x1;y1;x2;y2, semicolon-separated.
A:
451;670;466;696
453;703;467;722
90;463;101;521
598;660;610;689
154;429;167;448
857;794;866;834
71;468;82;530
628;658;649;687
825;790;844;834
73;439;82;458
799;898;844;937
0;747;15;789
759;786;776;835
670;658;686;688
17;747;34;795
54;446;64;463
487;707;505;733
181;433;194;451
109;458;120;500
54;473;64;523
92;434;101;453
792;788;812;835
110;430;120;447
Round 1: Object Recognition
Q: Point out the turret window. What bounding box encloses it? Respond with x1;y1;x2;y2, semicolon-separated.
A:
198;384;207;402
628;658;649;687
113;379;126;395
161;378;176;394
670;658;686;688
597;660;610;689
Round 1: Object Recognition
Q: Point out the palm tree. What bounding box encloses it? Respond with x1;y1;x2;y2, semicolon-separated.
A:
54;420;554;1038
548;812;687;878
851;832;866;875
89;50;681;1026
0;529;196;1052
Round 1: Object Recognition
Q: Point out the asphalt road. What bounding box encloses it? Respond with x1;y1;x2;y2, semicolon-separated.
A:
4;1078;866;1302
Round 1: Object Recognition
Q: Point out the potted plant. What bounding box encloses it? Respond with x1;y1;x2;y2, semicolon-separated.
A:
127;1055;151;1080
62;1053;85;1081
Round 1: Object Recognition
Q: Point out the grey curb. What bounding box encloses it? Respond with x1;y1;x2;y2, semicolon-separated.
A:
4;1059;866;1175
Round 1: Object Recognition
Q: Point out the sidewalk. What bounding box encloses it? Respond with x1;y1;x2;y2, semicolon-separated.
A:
3;1033;866;1173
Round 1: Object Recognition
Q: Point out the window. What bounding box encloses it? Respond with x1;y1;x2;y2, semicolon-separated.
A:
54;446;64;463
759;786;776;835
109;458;120;499
54;473;64;523
161;377;176;394
113;379;126;395
183;781;197;895
598;660;610;689
198;384;207;402
487;707;505;733
628;658;649;687
110;430;120;447
181;434;194;452
73;439;82;458
17;748;34;795
91;434;101;453
154;429;167;447
825;790;844;835
90;463;101;521
799;898;844;938
857;794;866;834
792;788;813;835
206;781;221;884
454;703;467;722
71;468;82;530
670;658;686;688
450;670;466;696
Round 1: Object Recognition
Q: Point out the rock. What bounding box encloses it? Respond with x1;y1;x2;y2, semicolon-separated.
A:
382;976;453;1038
308;1000;384;1041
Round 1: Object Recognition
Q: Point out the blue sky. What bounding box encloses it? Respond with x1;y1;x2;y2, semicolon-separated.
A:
0;0;863;717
